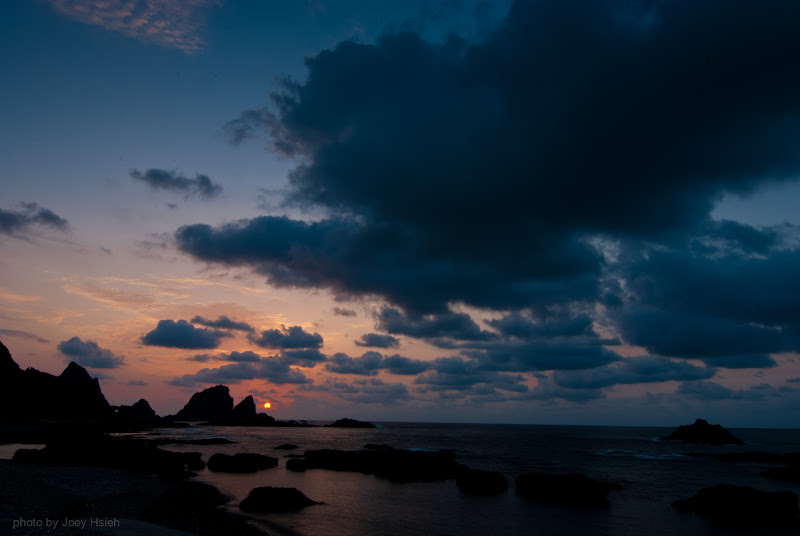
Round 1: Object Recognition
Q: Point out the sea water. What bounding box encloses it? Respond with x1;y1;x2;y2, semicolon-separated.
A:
143;424;800;535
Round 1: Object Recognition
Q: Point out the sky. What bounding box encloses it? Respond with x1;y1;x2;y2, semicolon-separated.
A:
2;0;800;427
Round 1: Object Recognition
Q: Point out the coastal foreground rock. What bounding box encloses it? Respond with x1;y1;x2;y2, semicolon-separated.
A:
660;419;745;445
674;484;800;527
240;486;321;513
515;473;621;507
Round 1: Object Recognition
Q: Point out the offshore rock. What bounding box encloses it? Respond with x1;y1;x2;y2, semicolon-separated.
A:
515;473;621;507
660;419;745;446
208;453;279;473
674;484;800;527
762;466;800;484
456;468;509;495
240;486;321;513
326;418;376;428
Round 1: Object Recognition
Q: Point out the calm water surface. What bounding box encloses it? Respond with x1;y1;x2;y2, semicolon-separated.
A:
148;423;800;536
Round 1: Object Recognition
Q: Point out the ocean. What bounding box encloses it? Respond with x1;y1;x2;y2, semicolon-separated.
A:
140;422;800;536
6;423;798;535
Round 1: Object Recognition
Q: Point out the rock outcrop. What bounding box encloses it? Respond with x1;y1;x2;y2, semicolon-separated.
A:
515;473;621;507
674;484;800;527
0;340;111;423
239;486;321;513
660;419;745;445
174;385;234;422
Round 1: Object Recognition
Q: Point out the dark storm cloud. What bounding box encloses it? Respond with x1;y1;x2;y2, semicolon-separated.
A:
141;319;231;349
0;202;69;236
130;168;222;198
552;357;715;390
190;315;255;333
249;325;323;349
354;332;400;348
177;0;800;377
57;336;124;369
618;242;800;360
332;307;357;317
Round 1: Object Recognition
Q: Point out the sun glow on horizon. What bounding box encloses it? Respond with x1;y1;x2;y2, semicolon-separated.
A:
264;401;271;409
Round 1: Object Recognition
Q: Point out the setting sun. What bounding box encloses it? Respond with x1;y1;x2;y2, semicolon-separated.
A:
263;402;271;409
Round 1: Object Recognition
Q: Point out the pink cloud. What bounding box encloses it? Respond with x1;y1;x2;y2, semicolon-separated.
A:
48;0;218;53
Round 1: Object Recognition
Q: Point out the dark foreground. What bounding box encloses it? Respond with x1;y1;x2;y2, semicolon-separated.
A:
0;460;267;536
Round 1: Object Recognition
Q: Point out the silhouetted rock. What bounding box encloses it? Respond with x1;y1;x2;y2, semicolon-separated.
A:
109;398;168;431
660;419;745;445
240;486;321;513
275;443;300;450
515;473;621;507
231;395;257;424
762;466;800;483
456;468;508;495
174;385;233;422
144;480;268;535
674;484;800;527
286;448;466;482
363;443;394;450
326;418;376;428
208;453;278;473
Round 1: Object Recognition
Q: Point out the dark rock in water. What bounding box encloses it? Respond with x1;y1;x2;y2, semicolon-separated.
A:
456;468;508;495
515;473;621;507
275;443;300;450
660;419;745;445
240;486;321;513
674;484;800;527
762;466;800;483
326;418;376;428
174;385;233;422
208;453;278;473
363;443;394;450
287;448;466;482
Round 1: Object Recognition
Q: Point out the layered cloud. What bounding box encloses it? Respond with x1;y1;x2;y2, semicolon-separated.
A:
130;169;222;199
57;336;124;369
190;315;254;333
